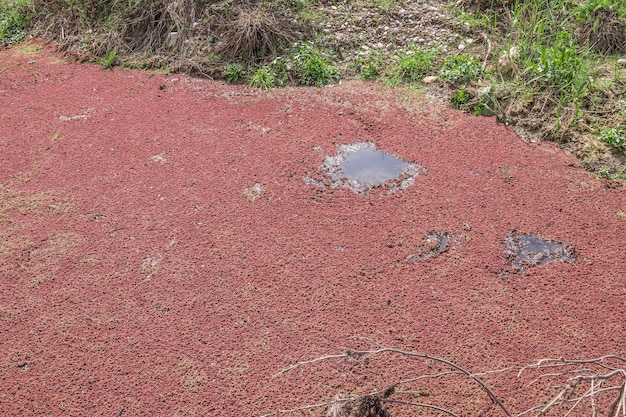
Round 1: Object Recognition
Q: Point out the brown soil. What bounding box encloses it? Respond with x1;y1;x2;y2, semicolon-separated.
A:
1;41;625;416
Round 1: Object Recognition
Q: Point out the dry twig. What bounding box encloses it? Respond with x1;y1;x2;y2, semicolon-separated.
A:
262;347;626;417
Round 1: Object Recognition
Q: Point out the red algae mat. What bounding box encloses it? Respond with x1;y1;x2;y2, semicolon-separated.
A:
1;42;625;416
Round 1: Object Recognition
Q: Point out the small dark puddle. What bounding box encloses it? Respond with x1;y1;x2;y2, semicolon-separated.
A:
306;142;426;194
504;232;574;272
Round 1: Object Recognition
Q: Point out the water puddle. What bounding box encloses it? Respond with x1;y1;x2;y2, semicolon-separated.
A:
306;142;426;194
504;232;574;272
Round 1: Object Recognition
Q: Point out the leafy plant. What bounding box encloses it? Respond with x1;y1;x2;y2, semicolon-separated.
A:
439;55;482;84
391;45;436;84
249;67;275;90
354;49;385;81
98;51;117;69
291;41;340;87
598;167;625;180
599;126;625;150
574;0;626;22
452;85;471;109
223;62;246;83
0;0;30;44
249;58;287;90
526;32;589;92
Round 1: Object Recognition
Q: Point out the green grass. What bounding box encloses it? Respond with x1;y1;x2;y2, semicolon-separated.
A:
390;45;437;84
98;51;117;69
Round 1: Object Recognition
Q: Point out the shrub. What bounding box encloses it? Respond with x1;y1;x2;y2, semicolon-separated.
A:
574;0;626;54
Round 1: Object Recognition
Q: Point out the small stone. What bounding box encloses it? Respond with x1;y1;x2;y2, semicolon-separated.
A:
423;76;439;84
618;58;626;66
458;42;466;51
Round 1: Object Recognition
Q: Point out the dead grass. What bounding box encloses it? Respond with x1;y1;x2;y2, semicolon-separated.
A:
29;0;309;75
576;8;626;54
215;3;302;64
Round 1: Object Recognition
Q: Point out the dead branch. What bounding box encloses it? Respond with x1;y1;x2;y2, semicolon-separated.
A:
277;347;513;417
263;348;626;417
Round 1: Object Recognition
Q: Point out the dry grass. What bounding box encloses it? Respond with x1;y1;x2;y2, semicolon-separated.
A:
576;8;626;54
28;0;309;75
215;3;302;64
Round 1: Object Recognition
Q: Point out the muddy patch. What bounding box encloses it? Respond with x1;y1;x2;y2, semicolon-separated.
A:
504;231;574;272
306;142;426;194
407;231;460;261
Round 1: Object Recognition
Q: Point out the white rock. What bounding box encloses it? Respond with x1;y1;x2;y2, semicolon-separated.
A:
617;58;626;66
423;76;439;84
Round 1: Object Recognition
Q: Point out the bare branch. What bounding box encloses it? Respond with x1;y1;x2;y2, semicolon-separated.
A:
263;348;626;417
382;399;461;417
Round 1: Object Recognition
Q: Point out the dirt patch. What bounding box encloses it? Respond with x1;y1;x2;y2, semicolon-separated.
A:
0;44;625;416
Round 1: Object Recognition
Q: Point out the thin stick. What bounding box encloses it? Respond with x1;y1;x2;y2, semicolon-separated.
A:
277;348;513;417
382;399;461;417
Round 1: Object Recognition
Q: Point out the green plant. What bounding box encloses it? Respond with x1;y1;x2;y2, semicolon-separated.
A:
452;85;471;109
574;0;626;22
249;67;276;90
474;86;498;116
0;0;30;44
439;55;482;84
354;49;385;80
599;167;625;180
223;62;246;83
291;41;340;87
526;32;589;91
249;58;287;90
361;61;379;80
98;51;117;69
599;126;625;150
391;45;437;84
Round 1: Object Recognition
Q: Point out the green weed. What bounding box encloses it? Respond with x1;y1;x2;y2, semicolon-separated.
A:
291;41;340;87
525;32;590;94
249;58;287;90
452;85;471;109
599;127;625;150
0;0;30;44
599;167;625;180
574;0;626;22
354;49;385;80
98;51;117;69
223;62;246;83
249;67;275;90
391;45;437;84
439;55;482;84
